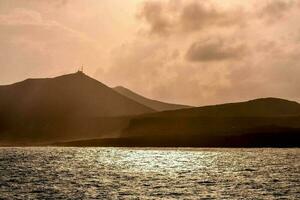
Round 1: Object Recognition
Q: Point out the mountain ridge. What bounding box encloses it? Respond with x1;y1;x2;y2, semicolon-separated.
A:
0;72;299;147
113;86;192;111
119;97;300;147
0;72;154;118
141;97;300;118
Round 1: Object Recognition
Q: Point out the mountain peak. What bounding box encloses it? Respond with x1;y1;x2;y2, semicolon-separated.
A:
250;97;279;101
247;97;299;105
0;73;154;118
54;71;90;80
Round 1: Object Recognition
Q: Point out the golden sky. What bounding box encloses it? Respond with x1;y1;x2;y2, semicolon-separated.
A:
0;0;300;106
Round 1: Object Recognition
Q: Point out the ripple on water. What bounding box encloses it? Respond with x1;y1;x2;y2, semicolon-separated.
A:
0;147;299;199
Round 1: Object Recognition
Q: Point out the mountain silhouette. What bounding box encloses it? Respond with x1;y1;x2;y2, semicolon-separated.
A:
120;98;300;147
0;72;153;119
142;97;300;117
0;73;299;147
113;86;191;111
0;72;153;144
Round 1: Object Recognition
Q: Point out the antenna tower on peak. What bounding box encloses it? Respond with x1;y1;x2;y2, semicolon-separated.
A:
77;65;84;73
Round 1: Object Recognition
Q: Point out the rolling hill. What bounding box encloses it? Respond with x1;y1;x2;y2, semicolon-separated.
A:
120;98;300;147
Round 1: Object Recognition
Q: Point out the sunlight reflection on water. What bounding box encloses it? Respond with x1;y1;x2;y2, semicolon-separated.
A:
0;148;299;199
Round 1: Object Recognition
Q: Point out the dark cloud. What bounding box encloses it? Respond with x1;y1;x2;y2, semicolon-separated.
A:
137;1;172;36
186;38;246;62
258;0;297;22
179;2;244;32
98;0;300;105
138;0;244;36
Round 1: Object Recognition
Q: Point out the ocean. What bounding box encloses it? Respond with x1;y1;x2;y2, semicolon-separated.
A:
0;147;299;199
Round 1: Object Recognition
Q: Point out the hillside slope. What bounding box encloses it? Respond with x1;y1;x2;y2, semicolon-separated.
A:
0;72;154;144
113;86;191;111
121;98;300;147
142;98;300;118
0;72;154;119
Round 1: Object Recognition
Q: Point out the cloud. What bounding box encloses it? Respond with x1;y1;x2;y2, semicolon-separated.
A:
96;38;234;105
179;2;244;32
137;1;173;36
98;0;300;105
0;8;99;84
0;8;90;41
185;38;246;62
1;0;300;106
258;0;297;22
98;39;175;89
16;0;70;8
0;8;43;25
138;0;245;36
215;48;300;103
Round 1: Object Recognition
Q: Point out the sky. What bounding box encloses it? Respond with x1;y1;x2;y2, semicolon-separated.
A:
0;0;300;106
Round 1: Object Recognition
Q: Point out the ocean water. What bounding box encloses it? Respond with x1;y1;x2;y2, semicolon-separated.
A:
0;148;299;199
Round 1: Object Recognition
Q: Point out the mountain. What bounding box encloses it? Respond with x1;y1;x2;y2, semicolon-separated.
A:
0;72;153;144
51;97;300;147
113;86;191;111
119;98;300;147
142;97;300;117
1;72;300;147
0;72;154;118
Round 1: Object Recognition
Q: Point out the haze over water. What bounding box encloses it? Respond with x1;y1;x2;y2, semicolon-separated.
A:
0;148;299;199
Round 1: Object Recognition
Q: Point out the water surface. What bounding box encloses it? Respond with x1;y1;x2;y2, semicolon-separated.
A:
0;148;299;199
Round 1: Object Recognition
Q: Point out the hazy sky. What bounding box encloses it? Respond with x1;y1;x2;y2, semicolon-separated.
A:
0;0;300;106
